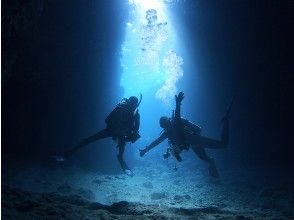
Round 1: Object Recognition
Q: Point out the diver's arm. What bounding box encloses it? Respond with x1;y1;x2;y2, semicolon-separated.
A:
146;132;167;151
175;92;184;119
140;132;167;156
175;92;185;144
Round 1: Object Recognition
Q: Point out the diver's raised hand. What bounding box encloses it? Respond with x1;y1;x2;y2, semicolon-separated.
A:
175;92;184;104
139;148;147;157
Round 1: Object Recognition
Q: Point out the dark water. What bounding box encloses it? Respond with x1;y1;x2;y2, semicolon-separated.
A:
2;1;293;219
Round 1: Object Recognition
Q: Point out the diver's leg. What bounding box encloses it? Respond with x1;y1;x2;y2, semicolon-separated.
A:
191;145;212;163
183;132;216;147
117;139;132;175
204;116;229;148
198;136;224;149
66;128;111;157
191;145;219;178
185;133;223;149
171;144;183;162
185;115;229;149
201;122;229;149
195;117;229;149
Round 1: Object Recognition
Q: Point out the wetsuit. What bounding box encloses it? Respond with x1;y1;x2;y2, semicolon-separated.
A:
67;100;140;173
141;92;229;177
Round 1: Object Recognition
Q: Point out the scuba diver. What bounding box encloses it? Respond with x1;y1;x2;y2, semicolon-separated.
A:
140;92;231;178
53;95;142;176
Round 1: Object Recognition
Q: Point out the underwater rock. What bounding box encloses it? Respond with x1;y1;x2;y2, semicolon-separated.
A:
88;202;109;210
109;201;130;214
235;215;253;220
109;202;155;216
5;188;39;212
172;206;223;216
67;195;87;206
3;186;294;219
76;188;95;200
151;192;168;200
142;182;153;189
57;182;72;194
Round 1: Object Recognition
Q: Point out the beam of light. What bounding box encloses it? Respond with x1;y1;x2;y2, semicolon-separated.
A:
120;0;183;105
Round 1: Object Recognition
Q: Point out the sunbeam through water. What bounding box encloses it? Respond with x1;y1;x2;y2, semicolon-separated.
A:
120;0;184;105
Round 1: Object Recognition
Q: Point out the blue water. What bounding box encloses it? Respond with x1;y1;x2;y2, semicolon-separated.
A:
2;0;293;219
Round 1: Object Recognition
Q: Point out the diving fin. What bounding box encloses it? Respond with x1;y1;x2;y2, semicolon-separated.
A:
124;169;134;177
51;155;67;162
208;159;219;178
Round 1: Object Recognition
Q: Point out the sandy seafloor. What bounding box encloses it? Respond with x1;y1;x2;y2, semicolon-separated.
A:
3;155;294;220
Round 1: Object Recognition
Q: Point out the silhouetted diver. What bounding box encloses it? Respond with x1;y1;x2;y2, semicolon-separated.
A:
140;92;231;178
53;95;142;176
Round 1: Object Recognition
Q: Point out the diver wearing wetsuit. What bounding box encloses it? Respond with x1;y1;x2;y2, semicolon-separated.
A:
57;96;141;176
140;92;230;178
